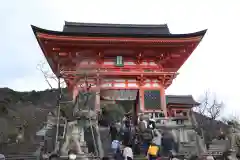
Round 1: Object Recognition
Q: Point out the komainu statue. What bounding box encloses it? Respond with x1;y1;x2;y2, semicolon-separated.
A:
60;90;103;158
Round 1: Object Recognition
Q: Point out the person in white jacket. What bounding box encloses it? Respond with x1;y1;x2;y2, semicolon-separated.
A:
0;154;5;160
123;144;133;160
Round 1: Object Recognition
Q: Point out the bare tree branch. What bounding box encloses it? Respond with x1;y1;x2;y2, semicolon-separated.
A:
37;62;53;89
195;91;209;115
195;91;224;120
36;61;66;89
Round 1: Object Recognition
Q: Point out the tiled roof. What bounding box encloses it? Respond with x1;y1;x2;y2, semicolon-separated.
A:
32;21;207;39
166;95;200;106
63;21;171;35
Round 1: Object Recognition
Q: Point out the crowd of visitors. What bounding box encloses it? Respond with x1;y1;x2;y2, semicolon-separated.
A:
108;114;176;160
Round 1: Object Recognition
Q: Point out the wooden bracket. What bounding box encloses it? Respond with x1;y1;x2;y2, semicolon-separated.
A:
157;73;178;88
154;52;171;70
136;52;143;64
97;51;104;64
136;75;146;86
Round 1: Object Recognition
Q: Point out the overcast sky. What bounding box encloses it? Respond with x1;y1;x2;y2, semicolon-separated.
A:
0;0;239;117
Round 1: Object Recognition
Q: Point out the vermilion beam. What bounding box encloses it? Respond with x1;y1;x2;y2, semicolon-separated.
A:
37;32;203;43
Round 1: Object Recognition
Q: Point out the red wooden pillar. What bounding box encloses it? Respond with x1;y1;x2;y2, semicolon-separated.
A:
139;88;144;112
137;78;145;112
160;87;167;117
95;78;101;112
95;52;103;112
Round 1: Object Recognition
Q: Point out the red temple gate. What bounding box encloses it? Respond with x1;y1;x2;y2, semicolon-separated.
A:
32;22;206;117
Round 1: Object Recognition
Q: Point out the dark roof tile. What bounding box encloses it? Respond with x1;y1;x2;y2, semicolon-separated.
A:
166;95;200;106
32;24;207;38
63;21;171;35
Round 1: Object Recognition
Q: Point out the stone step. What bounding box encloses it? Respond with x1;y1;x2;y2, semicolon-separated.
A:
208;145;226;153
212;140;228;143
208;149;225;151
209;146;226;150
5;153;36;160
209;146;225;148
209;146;225;149
209;147;226;149
208;149;225;152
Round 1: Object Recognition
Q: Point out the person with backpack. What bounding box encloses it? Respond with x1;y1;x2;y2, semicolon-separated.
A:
109;123;118;142
111;139;121;154
142;125;154;155
144;119;158;149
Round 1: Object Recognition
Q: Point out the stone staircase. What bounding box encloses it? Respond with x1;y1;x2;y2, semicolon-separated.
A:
2;143;39;160
5;152;36;160
1;141;39;155
178;142;198;158
207;140;229;155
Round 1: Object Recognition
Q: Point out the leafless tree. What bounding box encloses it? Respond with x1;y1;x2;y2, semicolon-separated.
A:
195;91;224;120
36;61;66;89
195;91;209;115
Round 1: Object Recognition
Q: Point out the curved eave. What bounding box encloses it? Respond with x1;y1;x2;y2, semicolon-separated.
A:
31;26;59;77
31;25;207;39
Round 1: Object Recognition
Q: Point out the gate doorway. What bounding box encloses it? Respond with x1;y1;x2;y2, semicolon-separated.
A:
99;89;139;125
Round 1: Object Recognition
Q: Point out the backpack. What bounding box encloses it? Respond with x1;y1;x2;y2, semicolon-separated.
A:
147;144;159;156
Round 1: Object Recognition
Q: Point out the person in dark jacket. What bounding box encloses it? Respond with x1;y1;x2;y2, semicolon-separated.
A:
132;128;141;155
121;120;132;146
114;147;124;160
102;157;110;160
48;154;59;160
110;123;118;141
161;131;175;157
